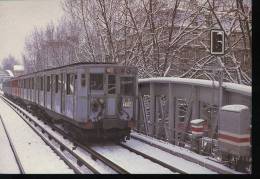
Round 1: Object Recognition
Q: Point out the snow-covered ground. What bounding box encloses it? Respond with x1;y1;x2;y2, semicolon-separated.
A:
0;94;244;174
131;131;242;174
124;138;216;174
91;144;174;174
0;98;74;174
0;116;20;173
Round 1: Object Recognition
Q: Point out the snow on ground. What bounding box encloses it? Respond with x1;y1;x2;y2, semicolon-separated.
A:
124;138;216;174
0;98;74;174
0;116;20;173
131;131;242;174
13;107;117;174
91;144;174;174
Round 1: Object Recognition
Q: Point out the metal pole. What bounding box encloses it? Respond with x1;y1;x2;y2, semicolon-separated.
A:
217;56;223;136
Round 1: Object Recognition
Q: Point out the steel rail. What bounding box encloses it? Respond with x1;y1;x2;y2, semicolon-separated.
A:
49;123;130;174
0;115;25;174
119;143;186;174
0;96;88;174
1;96;128;174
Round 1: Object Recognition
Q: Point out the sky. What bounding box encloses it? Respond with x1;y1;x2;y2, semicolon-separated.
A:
0;0;64;65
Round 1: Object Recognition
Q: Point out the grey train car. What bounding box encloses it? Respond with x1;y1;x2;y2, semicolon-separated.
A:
2;62;138;141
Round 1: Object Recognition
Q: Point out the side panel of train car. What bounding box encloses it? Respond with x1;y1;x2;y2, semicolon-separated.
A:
2;63;138;141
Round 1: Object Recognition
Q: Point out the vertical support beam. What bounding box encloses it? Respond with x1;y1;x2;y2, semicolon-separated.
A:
136;80;140;132
155;95;160;138
149;82;155;136
192;87;200;120
168;83;175;144
137;95;141;132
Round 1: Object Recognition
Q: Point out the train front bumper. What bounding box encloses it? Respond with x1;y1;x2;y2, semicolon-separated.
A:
102;119;128;129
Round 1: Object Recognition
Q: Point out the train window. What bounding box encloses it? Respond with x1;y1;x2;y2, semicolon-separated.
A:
40;77;44;91
81;74;86;87
71;75;74;94
66;73;74;95
120;77;134;96
108;75;116;94
47;76;51;92
90;73;103;90
55;75;59;93
26;79;28;89
32;78;34;89
66;74;70;94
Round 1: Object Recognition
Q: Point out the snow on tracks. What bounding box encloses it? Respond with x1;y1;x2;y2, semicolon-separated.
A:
0;97;74;174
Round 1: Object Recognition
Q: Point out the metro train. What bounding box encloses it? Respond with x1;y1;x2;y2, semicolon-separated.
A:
2;62;138;142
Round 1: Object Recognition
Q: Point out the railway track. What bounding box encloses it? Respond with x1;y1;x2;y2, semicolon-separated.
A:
0;96;128;174
119;143;186;174
1;95;191;174
0;115;25;174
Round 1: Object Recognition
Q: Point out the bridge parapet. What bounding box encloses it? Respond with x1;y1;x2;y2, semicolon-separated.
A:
137;77;251;145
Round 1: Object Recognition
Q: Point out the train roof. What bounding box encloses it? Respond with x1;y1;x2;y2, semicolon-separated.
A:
11;62;135;79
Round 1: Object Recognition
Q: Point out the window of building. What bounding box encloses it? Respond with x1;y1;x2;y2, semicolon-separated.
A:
90;73;103;90
108;75;116;94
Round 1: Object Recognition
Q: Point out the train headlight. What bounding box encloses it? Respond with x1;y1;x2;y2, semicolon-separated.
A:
98;98;104;104
106;68;114;74
122;98;133;108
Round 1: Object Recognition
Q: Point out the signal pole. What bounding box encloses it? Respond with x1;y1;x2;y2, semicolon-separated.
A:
210;29;225;138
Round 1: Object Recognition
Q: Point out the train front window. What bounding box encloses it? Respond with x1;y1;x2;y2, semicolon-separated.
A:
90;73;103;90
108;75;116;94
81;74;86;87
120;77;134;96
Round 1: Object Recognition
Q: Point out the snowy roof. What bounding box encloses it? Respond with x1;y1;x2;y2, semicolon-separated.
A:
190;119;205;124
139;77;219;87
5;70;14;77
13;65;24;71
138;77;251;96
221;105;249;112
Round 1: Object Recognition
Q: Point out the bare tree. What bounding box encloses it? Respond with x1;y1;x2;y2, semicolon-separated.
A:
22;0;251;85
1;54;19;70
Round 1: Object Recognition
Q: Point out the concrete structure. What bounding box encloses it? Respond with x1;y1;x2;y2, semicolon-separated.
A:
219;105;250;156
137;77;251;145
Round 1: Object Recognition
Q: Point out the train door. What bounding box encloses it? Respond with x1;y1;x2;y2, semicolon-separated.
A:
64;70;75;119
105;74;117;117
75;68;88;122
52;72;61;113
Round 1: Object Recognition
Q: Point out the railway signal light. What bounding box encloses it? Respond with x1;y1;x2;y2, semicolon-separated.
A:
210;30;225;55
